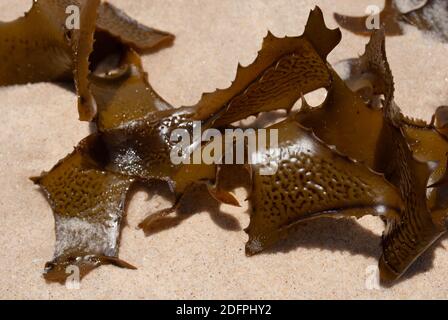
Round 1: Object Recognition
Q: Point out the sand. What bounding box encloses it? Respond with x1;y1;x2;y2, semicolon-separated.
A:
0;0;448;300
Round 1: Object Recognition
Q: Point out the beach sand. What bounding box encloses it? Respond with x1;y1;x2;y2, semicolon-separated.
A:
0;0;447;299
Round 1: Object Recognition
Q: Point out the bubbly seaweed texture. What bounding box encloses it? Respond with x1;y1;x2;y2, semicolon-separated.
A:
31;135;137;283
334;0;448;43
246;118;403;255
297;29;448;283
0;0;174;120
4;4;446;285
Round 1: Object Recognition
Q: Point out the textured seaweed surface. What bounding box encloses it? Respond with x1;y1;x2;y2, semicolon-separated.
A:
1;2;448;286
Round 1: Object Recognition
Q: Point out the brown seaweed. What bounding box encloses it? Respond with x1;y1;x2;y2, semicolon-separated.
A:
31;135;137;283
4;4;445;285
334;0;448;43
90;48;173;132
190;8;341;127
245;118;403;255
0;0;174;120
296;29;448;283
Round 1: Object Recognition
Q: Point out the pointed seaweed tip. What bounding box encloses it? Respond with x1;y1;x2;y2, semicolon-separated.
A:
303;6;342;60
30;176;41;185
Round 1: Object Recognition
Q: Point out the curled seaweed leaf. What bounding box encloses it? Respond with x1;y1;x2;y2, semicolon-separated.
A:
0;0;174;120
245;118;403;255
73;0;101;121
298;29;448;284
96;2;174;51
334;0;448;43
90;48;173;132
